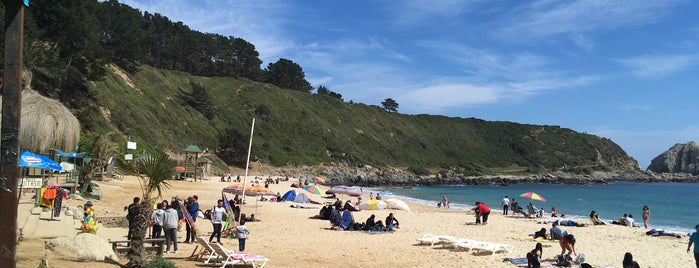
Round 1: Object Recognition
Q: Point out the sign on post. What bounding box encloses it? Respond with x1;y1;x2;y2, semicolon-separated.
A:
19;178;42;188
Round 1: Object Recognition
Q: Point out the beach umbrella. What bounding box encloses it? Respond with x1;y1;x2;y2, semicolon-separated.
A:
173;166;186;172
244;185;276;196
326;185;361;197
385;198;412;212
19;151;62;172
222;183;245;194
520;192;546;202
303;185;322;195
359;199;386;210
313;176;326;183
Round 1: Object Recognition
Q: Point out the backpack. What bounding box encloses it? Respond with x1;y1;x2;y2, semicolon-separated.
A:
204;208;213;219
556;255;571;267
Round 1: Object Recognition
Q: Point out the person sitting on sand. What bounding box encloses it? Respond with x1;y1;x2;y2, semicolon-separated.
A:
526;242;543;268
560;233;577;257
333;198;342;210
622;252;640;268
550;222;563;240
363;214;377;231
589;210;605;225
533;228;547;239
613;214;628;225
625;214;636;227
343;200;359;212
385;213;399;231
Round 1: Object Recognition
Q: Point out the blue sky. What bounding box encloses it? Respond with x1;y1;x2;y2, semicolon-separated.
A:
119;0;699;169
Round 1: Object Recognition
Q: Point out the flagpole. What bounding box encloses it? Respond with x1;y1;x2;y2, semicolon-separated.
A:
240;118;255;214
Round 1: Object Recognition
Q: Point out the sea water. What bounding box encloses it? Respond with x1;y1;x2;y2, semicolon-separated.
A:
369;182;698;234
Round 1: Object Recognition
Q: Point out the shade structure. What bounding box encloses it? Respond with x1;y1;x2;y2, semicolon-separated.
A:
326;185;360;197
222;183;245;194
520;192;546;202
385;198;411;212
313;176;326;183
223;184;275;196
173;166;186;172
19;151;62;171
359;199;386;210
303;185;322;195
281;190;309;203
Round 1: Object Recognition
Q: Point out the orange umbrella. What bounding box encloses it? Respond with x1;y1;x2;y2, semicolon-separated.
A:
314;176;326;183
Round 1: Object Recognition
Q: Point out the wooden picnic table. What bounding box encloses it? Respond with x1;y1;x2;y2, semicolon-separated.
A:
109;238;167;255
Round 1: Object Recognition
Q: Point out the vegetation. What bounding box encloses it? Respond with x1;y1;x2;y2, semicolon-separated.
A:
0;0;638;176
143;255;176;268
381;98;399;113
118;150;175;267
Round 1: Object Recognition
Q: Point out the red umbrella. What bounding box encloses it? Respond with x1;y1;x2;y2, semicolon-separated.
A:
174;166;186;172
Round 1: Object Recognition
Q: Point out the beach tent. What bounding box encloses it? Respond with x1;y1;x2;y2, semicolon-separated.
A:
281;190;298;201
282;190;310;203
359;199;386;210
385;198;411;212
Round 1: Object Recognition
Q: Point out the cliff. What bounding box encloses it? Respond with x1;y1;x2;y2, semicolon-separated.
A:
647;141;699;175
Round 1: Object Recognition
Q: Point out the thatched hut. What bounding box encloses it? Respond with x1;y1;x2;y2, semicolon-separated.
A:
0;71;80;153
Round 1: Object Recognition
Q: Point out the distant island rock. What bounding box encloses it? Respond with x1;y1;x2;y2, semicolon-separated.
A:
647;141;699;175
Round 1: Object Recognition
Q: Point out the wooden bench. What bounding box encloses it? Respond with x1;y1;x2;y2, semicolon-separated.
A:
109;238;166;255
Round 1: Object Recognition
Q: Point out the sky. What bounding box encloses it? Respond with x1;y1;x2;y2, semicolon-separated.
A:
118;0;699;169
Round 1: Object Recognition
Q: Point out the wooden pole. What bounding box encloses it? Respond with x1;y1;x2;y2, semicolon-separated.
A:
0;1;24;266
240;118;256;205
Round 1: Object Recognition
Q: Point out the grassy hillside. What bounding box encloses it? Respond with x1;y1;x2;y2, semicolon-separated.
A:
84;65;639;175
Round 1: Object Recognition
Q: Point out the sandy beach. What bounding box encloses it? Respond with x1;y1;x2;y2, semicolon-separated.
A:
16;174;694;267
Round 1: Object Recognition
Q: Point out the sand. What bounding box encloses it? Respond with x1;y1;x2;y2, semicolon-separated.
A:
16;175;695;267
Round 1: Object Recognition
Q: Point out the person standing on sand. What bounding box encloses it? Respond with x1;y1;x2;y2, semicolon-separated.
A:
150;203;165;244
236;220;250;251
163;203;179;253
642;205;650;229
475;202;491;225
209;199;227;243
502;195;510;215
126;196;140;239
688;224;699;267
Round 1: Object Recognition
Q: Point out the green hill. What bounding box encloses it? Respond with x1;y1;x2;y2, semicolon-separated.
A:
84;65;640;176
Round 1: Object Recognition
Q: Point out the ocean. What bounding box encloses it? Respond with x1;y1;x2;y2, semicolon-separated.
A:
367;182;698;234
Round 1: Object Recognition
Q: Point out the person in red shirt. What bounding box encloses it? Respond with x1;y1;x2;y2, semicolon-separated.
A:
476;202;491;225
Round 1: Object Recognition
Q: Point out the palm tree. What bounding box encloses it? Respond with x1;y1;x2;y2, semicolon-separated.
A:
79;133;118;194
119;150;174;267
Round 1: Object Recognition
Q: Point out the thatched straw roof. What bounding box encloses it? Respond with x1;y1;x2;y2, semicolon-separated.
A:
0;71;81;153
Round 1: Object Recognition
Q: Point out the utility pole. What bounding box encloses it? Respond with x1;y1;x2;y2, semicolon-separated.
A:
0;1;25;267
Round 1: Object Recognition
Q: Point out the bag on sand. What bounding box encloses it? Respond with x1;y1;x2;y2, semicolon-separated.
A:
556;255;571;267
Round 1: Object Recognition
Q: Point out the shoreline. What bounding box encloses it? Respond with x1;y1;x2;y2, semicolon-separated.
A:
16;175;696;267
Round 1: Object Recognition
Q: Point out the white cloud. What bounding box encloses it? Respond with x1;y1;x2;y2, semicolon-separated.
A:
569;33;595;54
497;0;683;40
614;54;699;77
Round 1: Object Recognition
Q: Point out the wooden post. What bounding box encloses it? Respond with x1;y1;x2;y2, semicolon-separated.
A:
0;1;24;266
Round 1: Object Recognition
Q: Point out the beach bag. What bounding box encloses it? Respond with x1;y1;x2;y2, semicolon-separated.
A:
556;255;571;267
204;208;213;219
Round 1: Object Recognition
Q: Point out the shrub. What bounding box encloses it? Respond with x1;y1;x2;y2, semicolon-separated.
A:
144;255;176;268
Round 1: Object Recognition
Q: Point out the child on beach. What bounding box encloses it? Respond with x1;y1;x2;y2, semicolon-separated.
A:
235;220;250;252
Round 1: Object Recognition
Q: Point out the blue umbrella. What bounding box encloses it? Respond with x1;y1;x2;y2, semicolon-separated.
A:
20;151;62;171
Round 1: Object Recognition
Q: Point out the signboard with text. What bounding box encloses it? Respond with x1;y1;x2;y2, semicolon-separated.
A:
19;178;42;188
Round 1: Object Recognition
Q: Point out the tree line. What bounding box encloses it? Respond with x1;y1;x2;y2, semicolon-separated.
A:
0;0;354;107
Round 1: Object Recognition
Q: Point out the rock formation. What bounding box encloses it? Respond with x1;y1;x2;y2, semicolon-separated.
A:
647;141;699;175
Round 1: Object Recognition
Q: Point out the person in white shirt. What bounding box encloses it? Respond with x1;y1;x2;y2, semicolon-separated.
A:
626;214;636;227
502;196;510;215
236;220;251;251
150;203;165;245
209;199;227;243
